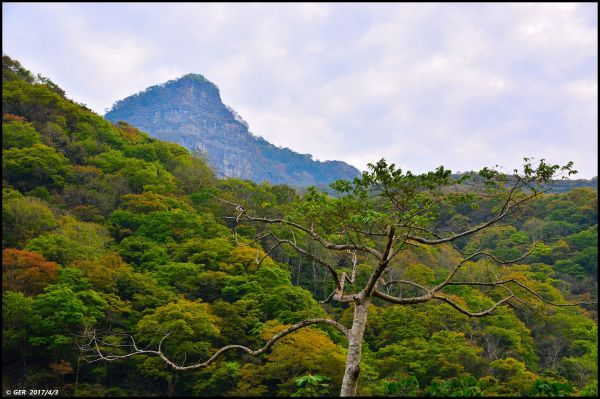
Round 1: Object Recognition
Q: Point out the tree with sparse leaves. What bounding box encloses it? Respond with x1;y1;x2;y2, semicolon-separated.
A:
81;157;595;396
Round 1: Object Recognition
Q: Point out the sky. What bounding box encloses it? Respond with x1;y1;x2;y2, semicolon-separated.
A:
2;3;598;178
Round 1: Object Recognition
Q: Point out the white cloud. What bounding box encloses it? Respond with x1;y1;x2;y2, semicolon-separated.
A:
2;3;597;178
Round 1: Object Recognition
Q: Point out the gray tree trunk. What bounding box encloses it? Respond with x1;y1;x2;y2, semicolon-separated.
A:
340;298;370;397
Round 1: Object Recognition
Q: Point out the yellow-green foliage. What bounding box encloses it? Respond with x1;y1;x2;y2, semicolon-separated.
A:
1;55;597;398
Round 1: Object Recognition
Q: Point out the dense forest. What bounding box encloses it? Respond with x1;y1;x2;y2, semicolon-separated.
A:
2;55;597;397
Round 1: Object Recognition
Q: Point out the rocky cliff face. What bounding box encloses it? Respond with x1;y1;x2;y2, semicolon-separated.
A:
105;74;360;186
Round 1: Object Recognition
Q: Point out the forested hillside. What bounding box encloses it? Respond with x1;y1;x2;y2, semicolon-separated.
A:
2;56;597;397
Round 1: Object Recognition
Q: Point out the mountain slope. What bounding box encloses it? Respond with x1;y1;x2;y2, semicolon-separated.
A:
105;74;360;186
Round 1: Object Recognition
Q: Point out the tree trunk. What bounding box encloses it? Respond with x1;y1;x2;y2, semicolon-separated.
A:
340;298;370;397
74;357;80;395
167;375;174;397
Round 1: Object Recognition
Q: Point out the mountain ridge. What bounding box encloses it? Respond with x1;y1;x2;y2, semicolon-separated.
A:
105;74;360;186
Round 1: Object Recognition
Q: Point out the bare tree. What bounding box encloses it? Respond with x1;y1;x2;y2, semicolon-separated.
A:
541;336;568;370
80;158;595;397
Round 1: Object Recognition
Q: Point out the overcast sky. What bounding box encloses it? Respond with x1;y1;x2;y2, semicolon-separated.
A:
3;3;598;178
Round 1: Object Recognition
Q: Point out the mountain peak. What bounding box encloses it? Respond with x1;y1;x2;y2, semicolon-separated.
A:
177;73;209;83
168;73;216;91
105;76;360;186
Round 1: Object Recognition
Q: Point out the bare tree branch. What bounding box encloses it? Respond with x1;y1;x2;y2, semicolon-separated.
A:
445;279;598;307
345;250;358;285
376;273;596;316
267;233;343;292
384;279;430;294
219;197;385;261
372;289;432;305
319;289;337;304
406;185;551;245
236;232;272;248
247;214;384;259
433;242;540;292
505;278;597;307
257;242;281;264
79;318;348;371
432;293;514;317
362;226;396;297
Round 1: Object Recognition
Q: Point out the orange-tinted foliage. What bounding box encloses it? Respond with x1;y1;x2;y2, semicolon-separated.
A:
49;359;74;375
116;121;148;145
2;248;58;296
3;113;27;122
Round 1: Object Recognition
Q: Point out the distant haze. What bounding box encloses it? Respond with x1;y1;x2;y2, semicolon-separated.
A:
2;3;597;178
